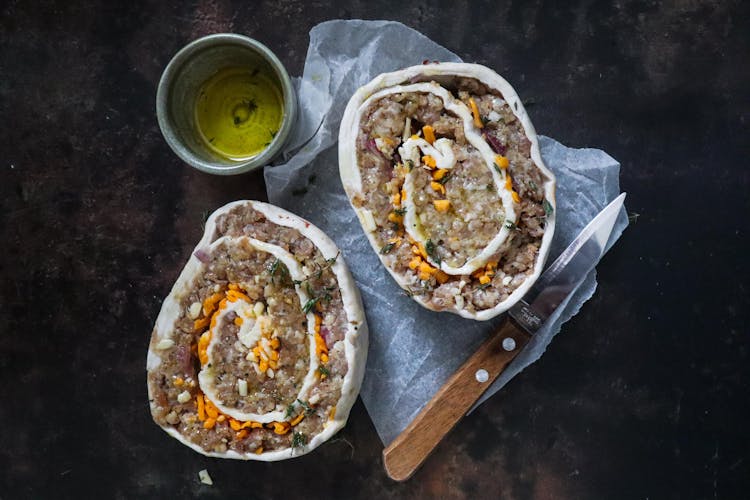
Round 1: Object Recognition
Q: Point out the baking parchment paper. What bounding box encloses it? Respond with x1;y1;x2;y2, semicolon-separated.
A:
264;20;629;445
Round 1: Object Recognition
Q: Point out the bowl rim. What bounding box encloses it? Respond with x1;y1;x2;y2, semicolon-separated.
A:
156;33;297;176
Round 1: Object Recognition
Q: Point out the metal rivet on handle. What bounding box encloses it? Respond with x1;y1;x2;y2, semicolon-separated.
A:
475;369;489;383
502;337;516;351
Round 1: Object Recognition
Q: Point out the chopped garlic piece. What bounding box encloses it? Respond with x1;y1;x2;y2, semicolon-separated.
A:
188;302;202;319
359;209;376;232
502;276;512;286
253;302;265;317
237;379;248;397
198;469;213;485
177;390;191;404
155;338;175;350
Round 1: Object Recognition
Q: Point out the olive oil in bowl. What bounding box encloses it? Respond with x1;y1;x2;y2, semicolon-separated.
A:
195;66;284;161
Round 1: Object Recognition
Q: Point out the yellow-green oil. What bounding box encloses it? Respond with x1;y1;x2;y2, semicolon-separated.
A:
195;66;283;161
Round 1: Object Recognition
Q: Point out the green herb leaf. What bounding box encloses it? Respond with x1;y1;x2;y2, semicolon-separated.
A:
318;365;330;377
527;180;538;191
380;242;395;254
268;259;281;281
393;207;407;216
504;220;516;230
425;239;440;265
543;199;554;217
405;159;414;171
296;399;315;416
325;252;339;266
292;431;307;449
285;402;295;418
437;172;452;185
302;297;320;314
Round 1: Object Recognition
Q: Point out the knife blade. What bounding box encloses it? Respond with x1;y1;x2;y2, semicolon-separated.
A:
382;193;626;481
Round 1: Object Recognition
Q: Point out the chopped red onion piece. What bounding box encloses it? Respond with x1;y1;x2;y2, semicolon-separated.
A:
175;344;192;373
366;138;382;157
320;325;332;348
483;132;506;155
194;248;210;263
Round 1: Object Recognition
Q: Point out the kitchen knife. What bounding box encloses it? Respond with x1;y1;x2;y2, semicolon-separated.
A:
382;193;626;481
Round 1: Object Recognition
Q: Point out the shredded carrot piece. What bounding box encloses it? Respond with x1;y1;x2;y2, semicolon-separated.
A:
270;338;280;349
408;257;422;270
433;199;451;212
202;292;223;316
290;413;305;426
388;212;403;224
240;420;262;429
229;418;241;431
236;430;249;440
216;415;226;423
321;353;329;363
479;275;491;285
203;418;216;429
198;331;211;365
410;134;420;140
430;181;445;194
422;125;436;144
495;155;509;169
422;155;437;168
196;395;206;421
226;289;251;303
173;377;184;386
329;407;336;420
505;174;513;191
401;188;407;202
228;283;240;291
259;360;268;373
234;316;244;327
255;447;264;454
469;98;483;128
512;191;521;203
419;261;436;276
391;192;401;205
432;168;448;181
271;422;291;435
471;268;485;279
435;270;449;284
204;397;219;419
193;316;210;332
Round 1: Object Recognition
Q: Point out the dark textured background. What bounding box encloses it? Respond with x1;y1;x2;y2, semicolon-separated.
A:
1;1;748;498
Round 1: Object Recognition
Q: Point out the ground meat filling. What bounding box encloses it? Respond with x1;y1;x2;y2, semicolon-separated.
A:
354;78;551;314
409;146;505;267
201;242;309;415
148;206;350;455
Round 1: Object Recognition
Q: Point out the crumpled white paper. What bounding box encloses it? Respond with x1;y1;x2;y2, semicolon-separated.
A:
264;20;628;445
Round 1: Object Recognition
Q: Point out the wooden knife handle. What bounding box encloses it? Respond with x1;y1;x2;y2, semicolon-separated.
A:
382;317;531;481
